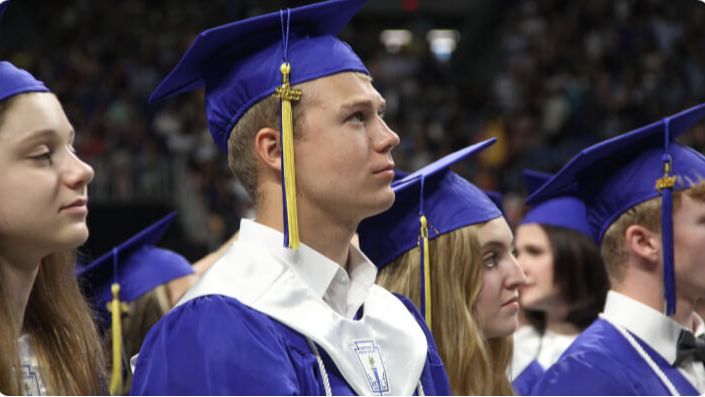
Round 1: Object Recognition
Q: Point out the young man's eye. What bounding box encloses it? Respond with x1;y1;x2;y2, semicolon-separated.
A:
33;151;53;164
348;112;364;123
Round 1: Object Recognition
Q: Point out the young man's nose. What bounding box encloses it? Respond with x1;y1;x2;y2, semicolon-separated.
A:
372;118;400;153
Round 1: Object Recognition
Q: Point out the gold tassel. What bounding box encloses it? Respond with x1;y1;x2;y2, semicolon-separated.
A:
420;215;432;328
274;62;302;249
107;283;127;396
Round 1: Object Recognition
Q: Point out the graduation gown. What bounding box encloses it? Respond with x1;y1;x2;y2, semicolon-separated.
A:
531;319;700;396
131;222;451;396
511;326;578;395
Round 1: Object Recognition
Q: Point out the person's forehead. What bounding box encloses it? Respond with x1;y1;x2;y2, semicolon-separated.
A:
302;72;380;105
4;94;68;130
516;223;547;243
479;217;513;246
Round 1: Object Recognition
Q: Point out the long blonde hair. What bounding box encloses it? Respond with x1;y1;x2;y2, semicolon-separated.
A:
0;251;106;395
377;225;514;395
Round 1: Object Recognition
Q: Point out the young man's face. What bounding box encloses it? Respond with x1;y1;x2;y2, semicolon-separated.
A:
293;72;400;227
673;193;705;301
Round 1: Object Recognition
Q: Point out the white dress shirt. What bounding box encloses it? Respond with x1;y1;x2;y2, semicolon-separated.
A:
239;219;378;319
603;290;705;393
512;325;578;380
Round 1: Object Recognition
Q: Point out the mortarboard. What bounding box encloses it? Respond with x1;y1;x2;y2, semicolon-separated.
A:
359;138;502;327
520;169;593;239
527;102;705;315
76;212;194;395
0;61;50;103
484;189;507;220
149;0;370;251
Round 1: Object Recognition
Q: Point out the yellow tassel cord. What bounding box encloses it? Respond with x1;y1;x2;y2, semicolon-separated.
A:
274;62;302;249
107;283;128;396
420;215;432;328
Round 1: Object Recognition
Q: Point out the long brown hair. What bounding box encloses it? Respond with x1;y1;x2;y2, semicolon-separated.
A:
0;93;106;394
377;225;514;395
0;251;106;395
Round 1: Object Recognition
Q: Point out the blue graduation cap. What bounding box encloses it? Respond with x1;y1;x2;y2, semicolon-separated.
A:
359;138;503;327
484;189;507;220
77;212;194;312
527;102;705;315
76;212;194;395
149;0;370;251
520;170;593;239
0;61;50;103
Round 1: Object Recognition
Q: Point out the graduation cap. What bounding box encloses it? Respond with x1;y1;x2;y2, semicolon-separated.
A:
0;61;50;103
359;139;503;327
149;0;370;250
484;189;507;220
76;212;194;395
527;102;705;315
520;169;593;240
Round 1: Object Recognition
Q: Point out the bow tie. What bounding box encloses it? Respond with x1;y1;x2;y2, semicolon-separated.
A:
675;330;705;366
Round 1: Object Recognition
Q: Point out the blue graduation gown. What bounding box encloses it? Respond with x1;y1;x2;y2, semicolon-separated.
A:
131;294;450;395
512;360;544;396
531;319;699;396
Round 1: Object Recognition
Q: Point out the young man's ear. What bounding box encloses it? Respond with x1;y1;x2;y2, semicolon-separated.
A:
255;127;282;172
624;224;661;267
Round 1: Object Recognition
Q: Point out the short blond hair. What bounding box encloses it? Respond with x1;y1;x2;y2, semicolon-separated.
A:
225;72;370;205
601;181;705;284
226;91;306;205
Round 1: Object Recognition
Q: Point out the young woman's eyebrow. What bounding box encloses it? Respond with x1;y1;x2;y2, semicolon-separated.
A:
18;129;58;148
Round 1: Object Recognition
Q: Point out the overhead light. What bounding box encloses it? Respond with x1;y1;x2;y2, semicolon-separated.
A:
426;29;460;62
380;29;413;54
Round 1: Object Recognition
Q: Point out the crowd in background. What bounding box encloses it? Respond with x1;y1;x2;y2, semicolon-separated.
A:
2;0;704;260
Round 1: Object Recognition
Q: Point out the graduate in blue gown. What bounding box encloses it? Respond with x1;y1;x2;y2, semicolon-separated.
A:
359;140;528;395
527;103;705;395
130;0;451;395
511;170;609;395
77;212;195;395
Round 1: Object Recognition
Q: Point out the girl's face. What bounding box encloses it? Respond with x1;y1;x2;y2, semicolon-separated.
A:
475;217;527;339
0;93;94;265
515;223;561;312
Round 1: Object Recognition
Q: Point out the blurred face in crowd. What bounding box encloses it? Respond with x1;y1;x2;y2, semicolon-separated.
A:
515;223;561;312
0;93;94;266
475;216;527;339
293;72;400;227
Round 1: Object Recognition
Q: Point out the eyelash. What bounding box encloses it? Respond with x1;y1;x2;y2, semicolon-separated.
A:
34;151;53;164
348;110;386;124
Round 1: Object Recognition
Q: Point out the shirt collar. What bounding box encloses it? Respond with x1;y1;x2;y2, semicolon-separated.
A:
603;290;695;365
238;219;377;305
